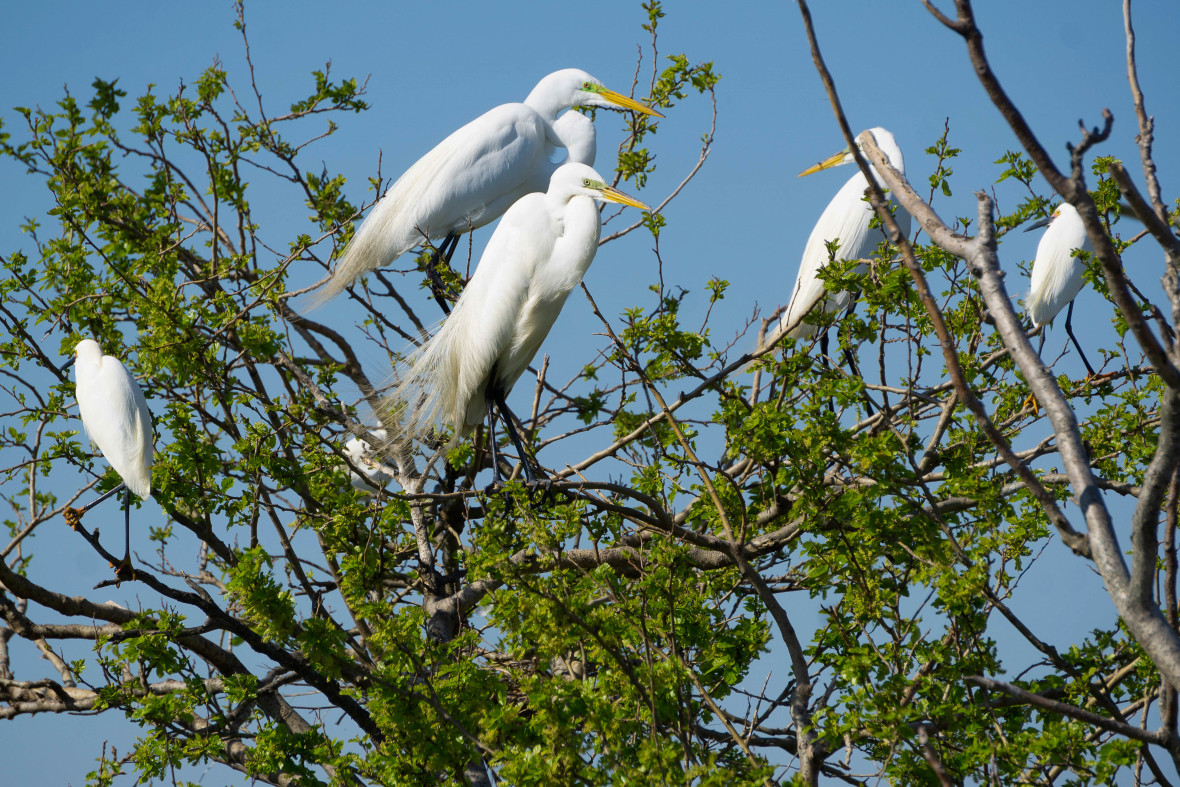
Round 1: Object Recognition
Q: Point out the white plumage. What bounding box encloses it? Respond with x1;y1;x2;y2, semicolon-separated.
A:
73;339;153;499
389;163;648;476
318;69;659;303
1026;203;1092;326
781;127;910;338
343;429;391;492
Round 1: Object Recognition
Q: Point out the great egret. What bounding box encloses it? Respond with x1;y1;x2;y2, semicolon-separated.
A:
781;127;910;341
427;110;597;313
317;69;661;305
390;162;649;484
343;429;391;493
67;339;154;578
1025;202;1096;376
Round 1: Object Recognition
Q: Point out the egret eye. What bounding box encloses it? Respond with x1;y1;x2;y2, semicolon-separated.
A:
582;178;592;187
582;81;596;91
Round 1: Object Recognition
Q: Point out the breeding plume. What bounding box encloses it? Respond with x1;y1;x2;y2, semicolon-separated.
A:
69;338;154;578
390;163;649;483
318;69;661;304
781;127;910;339
1026;202;1096;375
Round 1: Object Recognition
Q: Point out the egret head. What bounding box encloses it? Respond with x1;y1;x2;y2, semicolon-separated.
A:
71;338;103;369
529;69;664;119
1025;202;1077;232
549;163;650;211
799;127;903;177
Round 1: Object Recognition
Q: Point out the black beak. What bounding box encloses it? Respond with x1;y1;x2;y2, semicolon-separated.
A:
1024;216;1052;233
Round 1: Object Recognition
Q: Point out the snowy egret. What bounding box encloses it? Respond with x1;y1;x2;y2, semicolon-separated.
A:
390;162;649;484
781;128;910;341
1025;202;1096;376
343;429;391;493
317;69;661;305
67;339;153;578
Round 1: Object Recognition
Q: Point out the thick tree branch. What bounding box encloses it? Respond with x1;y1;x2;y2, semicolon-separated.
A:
860;134;1180;690
931;0;1180;390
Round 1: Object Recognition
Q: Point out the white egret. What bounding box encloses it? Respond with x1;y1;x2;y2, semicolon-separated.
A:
1025;202;1096;376
317;69;661;306
389;162;649;484
67;339;154;578
427;110;597;313
781;128;910;341
343;429;391;493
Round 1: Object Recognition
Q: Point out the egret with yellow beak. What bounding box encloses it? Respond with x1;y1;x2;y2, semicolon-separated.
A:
317;69;662;306
389;163;650;485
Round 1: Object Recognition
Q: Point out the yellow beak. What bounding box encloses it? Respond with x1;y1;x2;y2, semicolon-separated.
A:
597;87;665;118
600;185;651;211
798;149;850;177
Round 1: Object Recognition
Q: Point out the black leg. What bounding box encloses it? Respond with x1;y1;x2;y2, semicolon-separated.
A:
842;346;876;417
74;482;126;517
64;481;126;532
833;302;877;417
439;232;460;266
1063;300;1096;377
123;488;132;564
818;331;836;416
1022;329;1050;415
817;306;876;417
112;488;134;581
491;389;540;485
426;232;461;315
483;397;504;492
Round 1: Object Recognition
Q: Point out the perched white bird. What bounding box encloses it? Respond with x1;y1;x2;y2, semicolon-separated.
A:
390;162;649;483
343;429;391;493
1025;202;1096;375
781;127;910;339
318;68;661;304
70;338;154;577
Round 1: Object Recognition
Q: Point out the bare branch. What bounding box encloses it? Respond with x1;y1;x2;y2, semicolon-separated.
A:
1123;0;1167;219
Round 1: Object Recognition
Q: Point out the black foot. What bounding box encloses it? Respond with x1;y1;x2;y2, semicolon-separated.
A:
526;477;557;509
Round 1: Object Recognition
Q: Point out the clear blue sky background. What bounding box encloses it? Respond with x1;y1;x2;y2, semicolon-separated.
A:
3;1;1178;783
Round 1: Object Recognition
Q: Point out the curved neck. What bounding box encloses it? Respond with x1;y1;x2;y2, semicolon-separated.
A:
525;79;574;121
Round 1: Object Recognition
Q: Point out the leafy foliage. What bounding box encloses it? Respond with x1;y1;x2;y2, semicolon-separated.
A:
2;3;1179;787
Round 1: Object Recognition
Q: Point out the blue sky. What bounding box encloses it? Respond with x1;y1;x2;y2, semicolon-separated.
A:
3;1;1178;782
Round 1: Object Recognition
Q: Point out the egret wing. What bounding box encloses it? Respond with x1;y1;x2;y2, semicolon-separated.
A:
783;173;874;338
323;105;549;302
783;172;908;338
394;193;553;438
1028;209;1090;326
79;357;153;499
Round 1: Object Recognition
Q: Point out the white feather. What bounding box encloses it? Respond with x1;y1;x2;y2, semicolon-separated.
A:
782;128;910;339
389;163;643;446
73;339;153;499
318;68;654;304
343;429;391;492
1027;203;1092;326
